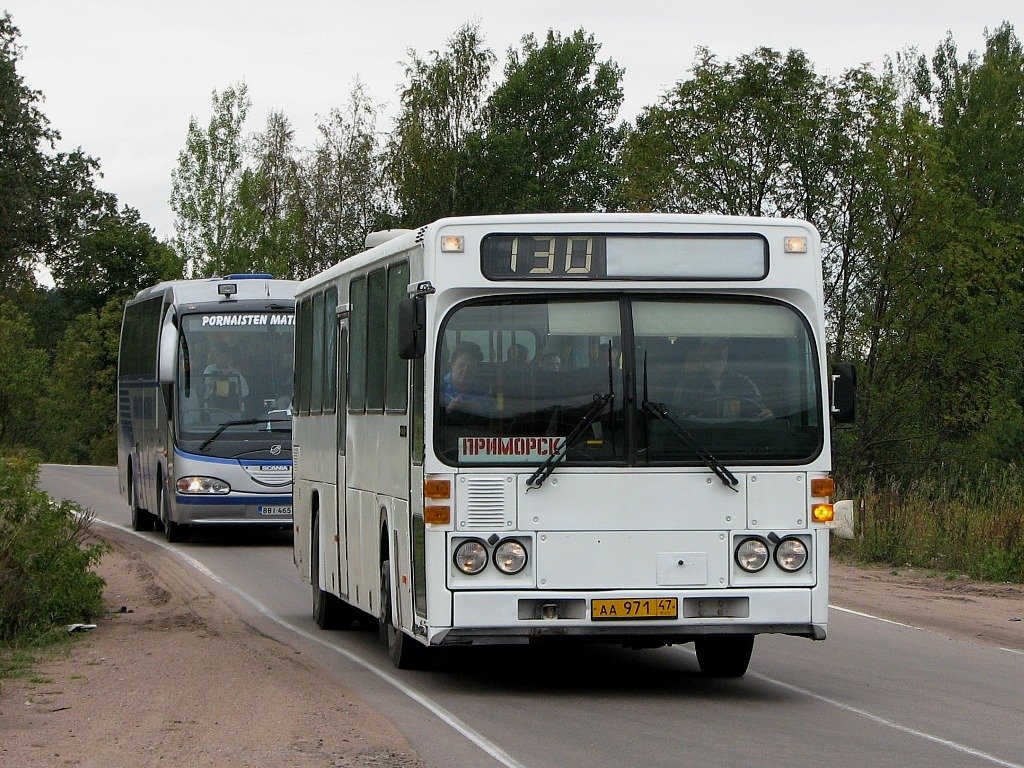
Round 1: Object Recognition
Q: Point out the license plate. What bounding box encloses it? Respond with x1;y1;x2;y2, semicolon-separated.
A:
257;505;292;516
591;597;678;621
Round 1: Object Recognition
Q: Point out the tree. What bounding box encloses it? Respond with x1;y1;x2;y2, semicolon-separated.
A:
618;46;825;217
931;23;1024;222
170;83;251;276
0;298;48;448
386;23;494;225
466;29;624;213
295;81;392;277
232;109;302;277
36;297;123;464
49;206;182;316
0;12;53;294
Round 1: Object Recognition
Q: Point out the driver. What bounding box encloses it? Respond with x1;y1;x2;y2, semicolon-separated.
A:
203;345;249;400
674;338;771;418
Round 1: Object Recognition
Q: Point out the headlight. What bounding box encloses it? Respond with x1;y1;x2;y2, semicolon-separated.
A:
453;539;487;575
774;537;809;572
493;539;528;574
735;537;769;572
176;476;230;494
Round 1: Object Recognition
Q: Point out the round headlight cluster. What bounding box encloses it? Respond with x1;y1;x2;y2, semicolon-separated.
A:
176;476;230;494
735;537;770;572
734;536;809;573
453;540;488;574
493;539;528;574
774;537;808;572
453;538;529;575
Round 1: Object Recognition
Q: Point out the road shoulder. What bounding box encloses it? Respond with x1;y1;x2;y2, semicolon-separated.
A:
0;531;425;768
830;559;1024;651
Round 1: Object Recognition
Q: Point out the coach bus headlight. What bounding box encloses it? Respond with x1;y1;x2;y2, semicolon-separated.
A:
176;476;230;494
735;537;769;572
454;539;488;575
493;539;528;574
774;537;809;572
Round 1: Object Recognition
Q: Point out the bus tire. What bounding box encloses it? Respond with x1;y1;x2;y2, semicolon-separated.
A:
311;516;349;630
127;469;153;532
380;559;430;670
160;482;188;543
694;634;755;677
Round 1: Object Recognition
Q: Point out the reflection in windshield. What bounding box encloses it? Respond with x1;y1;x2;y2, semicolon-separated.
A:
177;312;294;443
435;296;821;465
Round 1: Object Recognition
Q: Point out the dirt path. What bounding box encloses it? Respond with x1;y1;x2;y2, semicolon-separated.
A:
0;535;424;768
830;559;1024;650
1;535;1021;768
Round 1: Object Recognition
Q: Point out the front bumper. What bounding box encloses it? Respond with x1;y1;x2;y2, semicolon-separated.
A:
430;587;824;645
172;493;292;525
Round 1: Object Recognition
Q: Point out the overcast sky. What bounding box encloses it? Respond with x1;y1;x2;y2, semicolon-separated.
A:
5;1;1023;241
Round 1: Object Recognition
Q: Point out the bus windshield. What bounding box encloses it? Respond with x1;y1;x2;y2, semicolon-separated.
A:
175;311;295;450
435;296;821;466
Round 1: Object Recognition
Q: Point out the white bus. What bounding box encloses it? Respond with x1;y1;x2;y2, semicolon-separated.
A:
292;214;855;675
117;274;299;542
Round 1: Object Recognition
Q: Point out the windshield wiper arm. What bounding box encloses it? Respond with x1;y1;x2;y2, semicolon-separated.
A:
526;393;612;490
642;400;739;492
199;417;291;452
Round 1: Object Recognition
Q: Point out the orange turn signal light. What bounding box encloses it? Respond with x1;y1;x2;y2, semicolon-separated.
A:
810;477;835;497
424;505;451;525
424;479;451;500
811;503;834;523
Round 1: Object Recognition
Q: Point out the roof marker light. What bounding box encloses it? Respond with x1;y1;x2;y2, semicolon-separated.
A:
441;235;464;253
784;236;807;254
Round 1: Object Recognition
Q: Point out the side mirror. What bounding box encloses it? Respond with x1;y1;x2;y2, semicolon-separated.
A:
397;296;426;360
158;310;178;384
830;363;856;424
831;499;855;540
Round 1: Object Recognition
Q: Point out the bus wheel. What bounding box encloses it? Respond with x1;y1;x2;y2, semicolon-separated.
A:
380;560;430;670
160;484;188;543
311;516;350;629
694;634;755;677
128;471;153;532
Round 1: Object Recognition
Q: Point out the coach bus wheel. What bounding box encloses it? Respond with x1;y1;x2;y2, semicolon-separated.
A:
380;560;430;670
160;484;188;543
127;471;153;532
311;516;350;629
694;634;755;677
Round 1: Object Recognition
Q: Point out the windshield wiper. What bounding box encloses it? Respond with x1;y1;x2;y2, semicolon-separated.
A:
526;392;612;490
199;417;291;452
641;400;739;492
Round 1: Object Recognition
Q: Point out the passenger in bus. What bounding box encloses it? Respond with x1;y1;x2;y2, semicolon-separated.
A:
536;352;562;372
203;346;249;409
442;342;494;416
505;343;531;368
674;338;771;418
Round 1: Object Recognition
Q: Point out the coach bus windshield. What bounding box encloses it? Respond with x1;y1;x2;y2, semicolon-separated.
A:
435;296;821;466
175;311;295;452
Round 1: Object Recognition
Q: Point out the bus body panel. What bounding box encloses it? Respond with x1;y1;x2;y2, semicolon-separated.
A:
292;214;840;660
117;276;298;532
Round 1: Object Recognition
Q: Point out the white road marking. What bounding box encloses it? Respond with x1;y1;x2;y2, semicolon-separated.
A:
829;604;918;629
90;518;528;768
80;506;1020;768
747;669;1024;768
831;604;1024;659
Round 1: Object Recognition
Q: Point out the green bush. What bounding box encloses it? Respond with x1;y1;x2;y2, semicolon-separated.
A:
841;466;1024;583
0;453;106;646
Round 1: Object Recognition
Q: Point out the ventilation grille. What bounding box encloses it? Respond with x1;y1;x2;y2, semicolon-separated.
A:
415;226;428;244
243;465;292;487
462;476;511;530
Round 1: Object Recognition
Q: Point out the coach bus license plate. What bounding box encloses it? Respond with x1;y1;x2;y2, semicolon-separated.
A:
591;597;678;621
257;505;292;516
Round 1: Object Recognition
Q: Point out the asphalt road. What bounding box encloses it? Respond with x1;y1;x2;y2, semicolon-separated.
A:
39;464;1024;768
